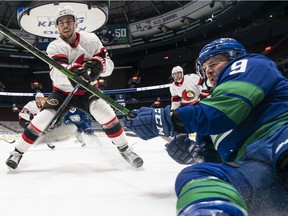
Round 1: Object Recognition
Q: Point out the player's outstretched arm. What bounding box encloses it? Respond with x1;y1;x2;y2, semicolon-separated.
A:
124;105;183;140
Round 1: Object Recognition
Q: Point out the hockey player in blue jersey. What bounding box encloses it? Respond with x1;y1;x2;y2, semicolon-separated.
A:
124;38;288;215
63;108;94;147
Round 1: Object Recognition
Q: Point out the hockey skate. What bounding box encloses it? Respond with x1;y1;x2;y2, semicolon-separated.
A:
6;149;23;169
118;145;144;168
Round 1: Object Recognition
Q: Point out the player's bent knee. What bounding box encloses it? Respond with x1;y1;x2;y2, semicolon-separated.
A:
89;99;116;124
175;163;248;216
30;109;56;132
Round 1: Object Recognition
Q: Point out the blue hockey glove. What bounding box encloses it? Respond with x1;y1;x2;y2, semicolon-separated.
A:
124;106;176;140
64;119;71;125
165;134;204;165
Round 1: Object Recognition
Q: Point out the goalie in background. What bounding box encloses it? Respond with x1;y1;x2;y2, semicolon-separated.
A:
63;108;94;147
18;92;55;150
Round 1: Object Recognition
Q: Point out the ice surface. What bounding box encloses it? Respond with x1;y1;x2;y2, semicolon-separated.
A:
0;133;186;216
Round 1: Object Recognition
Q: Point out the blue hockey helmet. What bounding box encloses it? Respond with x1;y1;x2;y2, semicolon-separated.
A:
197;38;246;65
195;38;246;90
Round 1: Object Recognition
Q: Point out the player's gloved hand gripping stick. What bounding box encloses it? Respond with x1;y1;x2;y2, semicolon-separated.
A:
0;24;135;119
124;106;177;140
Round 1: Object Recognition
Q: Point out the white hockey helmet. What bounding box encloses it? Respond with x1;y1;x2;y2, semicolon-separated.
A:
55;6;77;25
171;66;183;76
35;92;44;99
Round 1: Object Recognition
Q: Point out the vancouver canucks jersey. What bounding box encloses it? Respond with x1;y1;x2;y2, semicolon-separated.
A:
177;54;288;161
63;108;92;127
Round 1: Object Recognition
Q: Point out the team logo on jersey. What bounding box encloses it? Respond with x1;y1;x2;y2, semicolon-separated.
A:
47;99;59;106
182;90;196;101
70;115;81;123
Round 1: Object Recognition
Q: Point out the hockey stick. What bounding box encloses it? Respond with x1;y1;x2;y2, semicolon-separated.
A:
3;140;16;144
0;24;135;119
44;83;80;134
125;132;138;137
125;131;173;142
37;83;80;149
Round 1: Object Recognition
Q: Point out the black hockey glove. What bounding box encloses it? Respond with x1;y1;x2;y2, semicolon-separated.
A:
84;56;104;81
84;48;108;81
19;119;30;129
165;134;204;165
67;63;92;87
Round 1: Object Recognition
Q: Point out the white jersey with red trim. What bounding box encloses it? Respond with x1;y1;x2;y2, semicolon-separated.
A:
46;31;114;93
18;100;42;121
169;74;203;110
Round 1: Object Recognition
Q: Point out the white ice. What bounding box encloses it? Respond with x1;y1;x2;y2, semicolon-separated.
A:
0;133;186;216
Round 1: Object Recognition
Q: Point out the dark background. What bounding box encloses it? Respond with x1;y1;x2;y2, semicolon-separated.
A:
0;1;288;120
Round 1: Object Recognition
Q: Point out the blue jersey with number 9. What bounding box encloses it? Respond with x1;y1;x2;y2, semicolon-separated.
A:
177;54;288;161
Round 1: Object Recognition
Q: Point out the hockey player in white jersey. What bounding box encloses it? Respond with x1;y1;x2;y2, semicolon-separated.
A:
169;66;206;110
18;92;45;128
6;6;143;169
167;66;210;160
18;92;55;149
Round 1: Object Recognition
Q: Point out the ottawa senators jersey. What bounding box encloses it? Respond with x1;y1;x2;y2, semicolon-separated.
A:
169;74;203;110
46;31;114;93
18;100;42;121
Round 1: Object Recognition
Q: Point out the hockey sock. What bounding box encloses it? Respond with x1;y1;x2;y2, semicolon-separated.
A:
177;177;248;216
